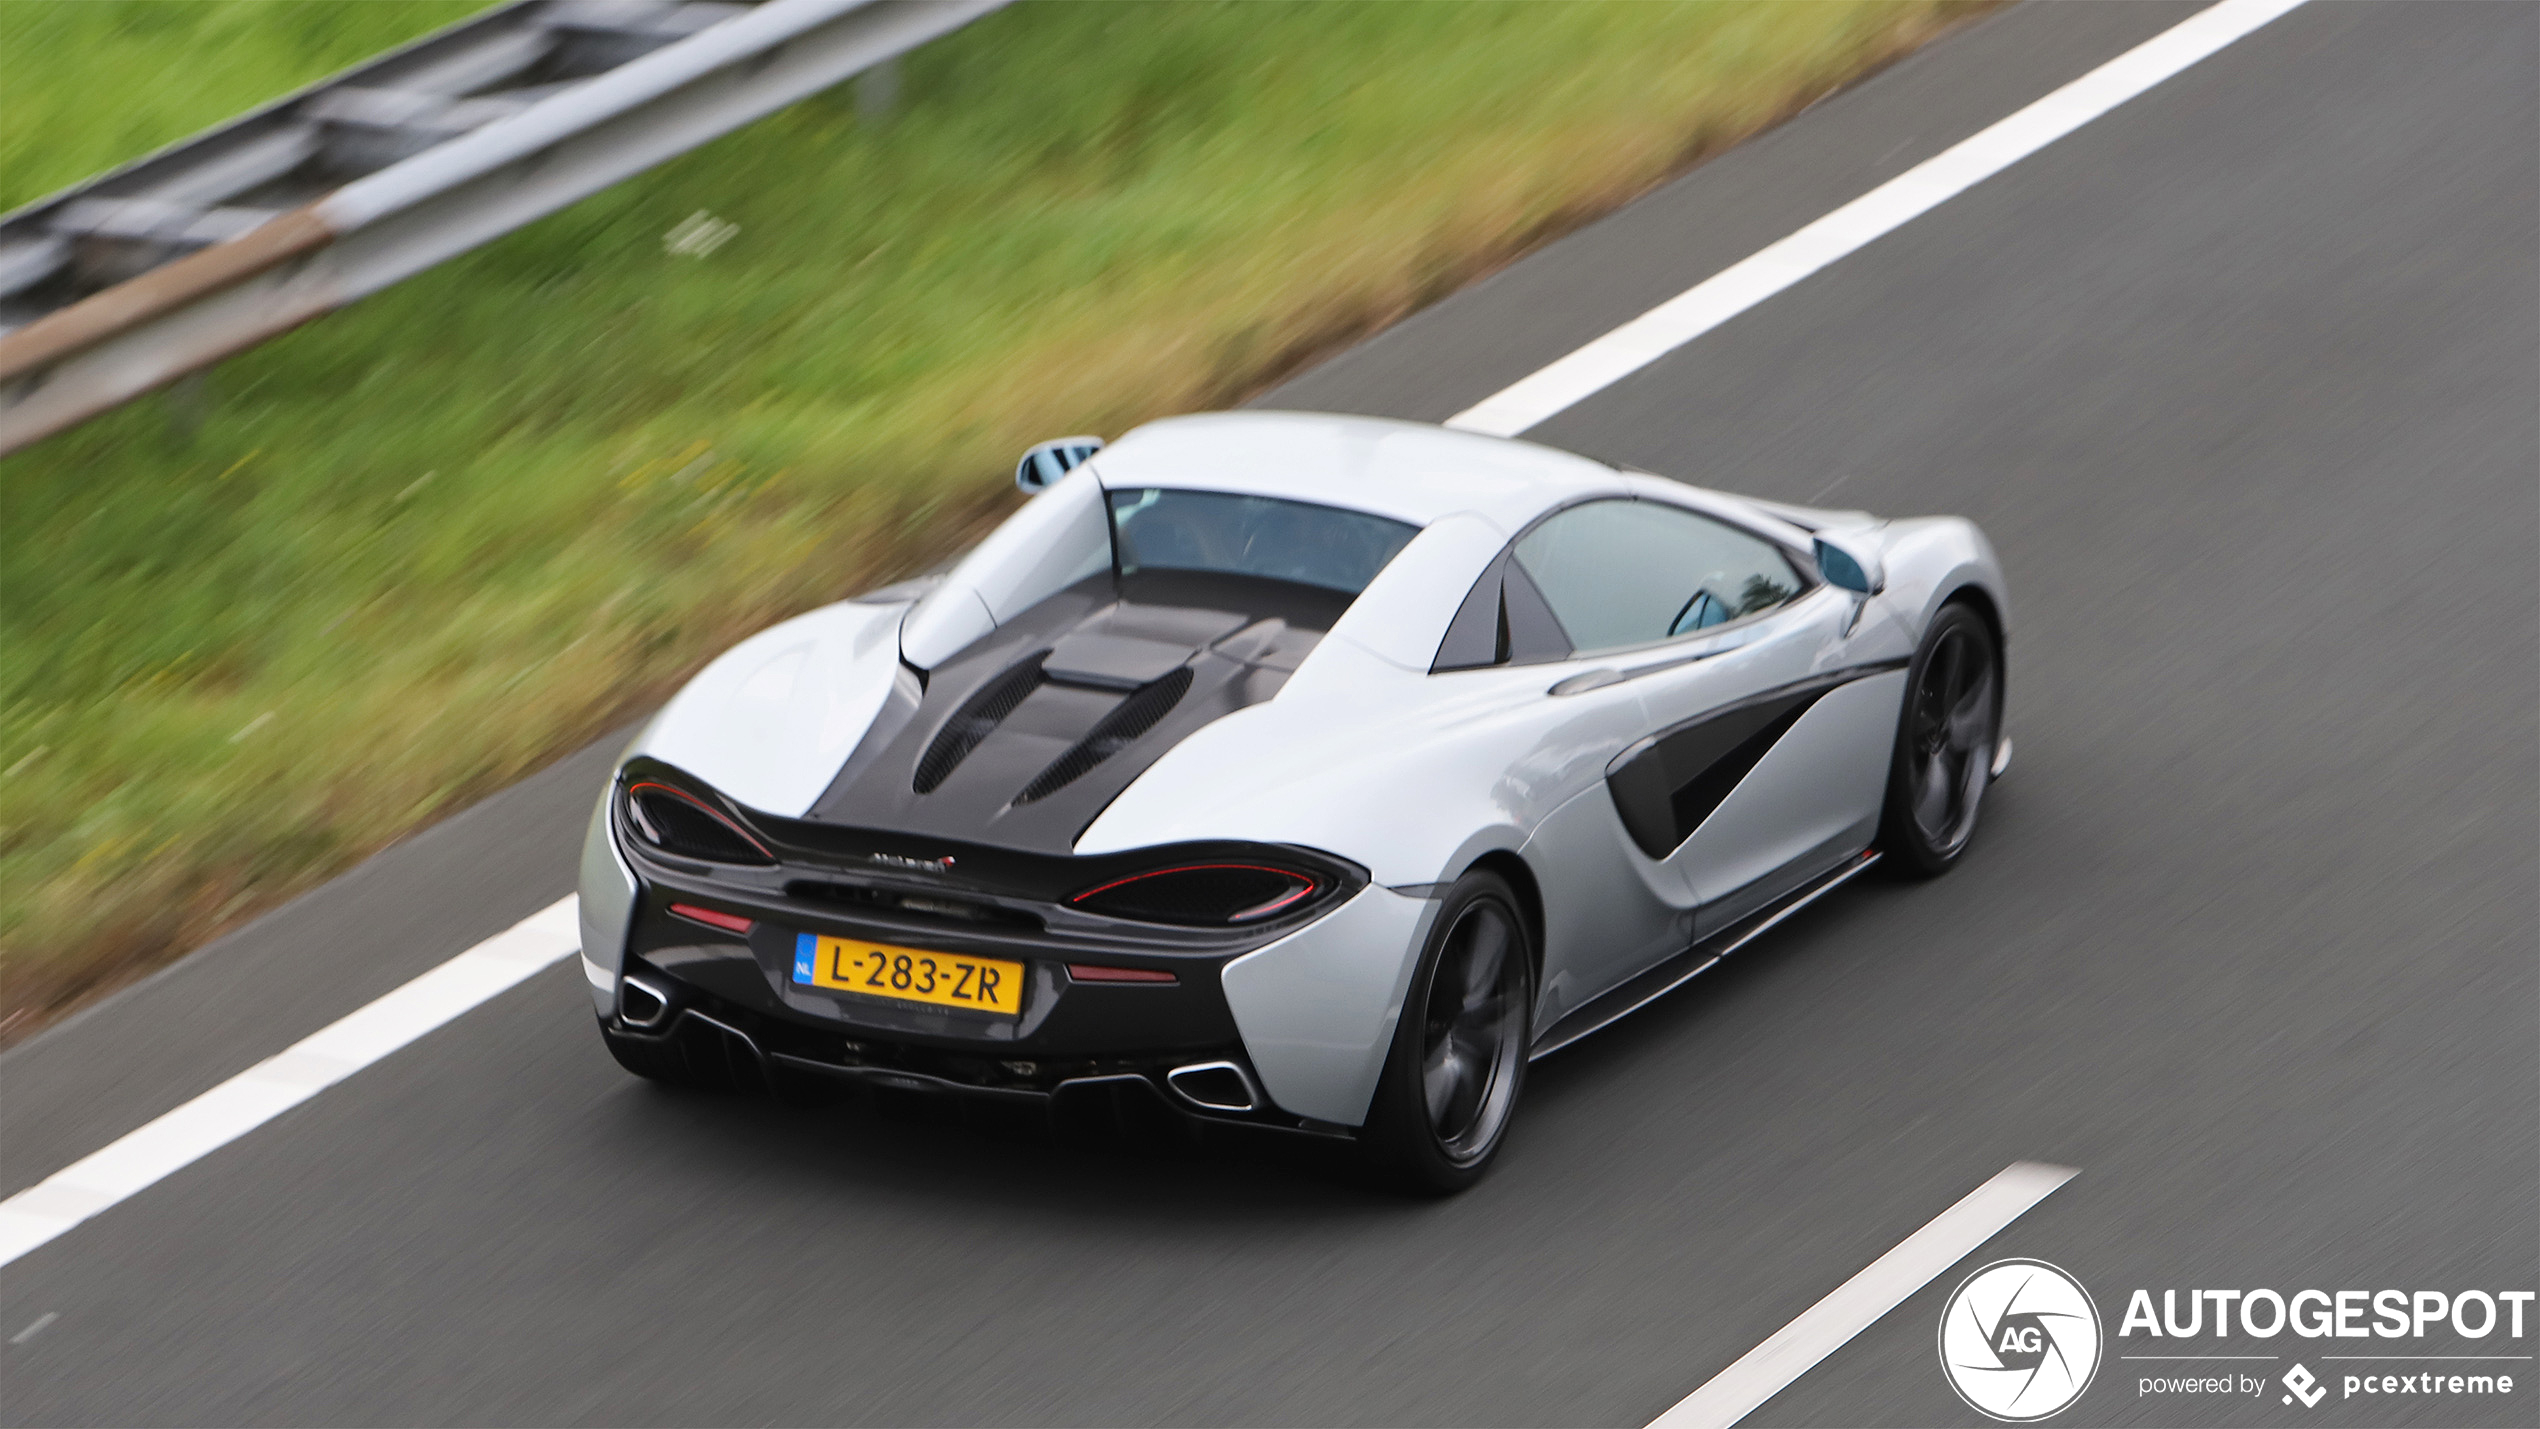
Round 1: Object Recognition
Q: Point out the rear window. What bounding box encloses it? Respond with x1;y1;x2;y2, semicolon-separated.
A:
1107;488;1418;596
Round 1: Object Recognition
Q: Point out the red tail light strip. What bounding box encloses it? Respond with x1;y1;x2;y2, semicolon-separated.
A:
1069;862;1303;901
668;903;754;935
1227;882;1315;921
1065;964;1179;985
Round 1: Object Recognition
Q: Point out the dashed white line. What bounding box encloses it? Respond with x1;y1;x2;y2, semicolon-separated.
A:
1649;1161;2079;1429
1446;0;2316;438
10;1312;58;1345
0;897;579;1269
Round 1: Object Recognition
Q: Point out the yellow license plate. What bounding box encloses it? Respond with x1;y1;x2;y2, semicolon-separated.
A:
790;933;1025;1015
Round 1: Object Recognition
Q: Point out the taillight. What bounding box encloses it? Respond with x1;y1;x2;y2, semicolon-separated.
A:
669;903;754;935
623;782;775;866
1065;963;1179;984
1069;864;1319;926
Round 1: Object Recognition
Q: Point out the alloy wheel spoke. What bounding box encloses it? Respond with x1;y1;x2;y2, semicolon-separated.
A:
1914;750;1954;830
1914;676;1949;749
1933;636;1968;714
1444;1034;1489;1129
1460;915;1508;1015
1422;1038;1467;1122
1946;670;1994;751
1427;1032;1485;1131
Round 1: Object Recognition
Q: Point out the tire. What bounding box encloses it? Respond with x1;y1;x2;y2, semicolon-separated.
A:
1877;601;2002;878
1359;871;1534;1194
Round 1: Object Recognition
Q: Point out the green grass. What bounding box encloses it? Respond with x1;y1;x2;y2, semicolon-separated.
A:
0;0;1979;1037
0;0;493;211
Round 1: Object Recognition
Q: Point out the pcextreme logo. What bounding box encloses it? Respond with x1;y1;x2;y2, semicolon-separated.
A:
2282;1363;2326;1407
1939;1259;2103;1421
2119;1285;2530;1409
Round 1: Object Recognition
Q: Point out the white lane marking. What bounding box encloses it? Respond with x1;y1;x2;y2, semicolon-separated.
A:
1446;0;2314;437
1650;1161;2078;1429
0;898;578;1269
11;1312;58;1345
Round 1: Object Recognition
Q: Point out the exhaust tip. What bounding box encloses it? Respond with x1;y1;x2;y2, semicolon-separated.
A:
619;974;674;1030
1165;1060;1260;1113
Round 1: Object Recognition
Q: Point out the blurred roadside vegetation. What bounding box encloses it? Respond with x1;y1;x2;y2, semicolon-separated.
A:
0;0;1980;1039
0;0;491;209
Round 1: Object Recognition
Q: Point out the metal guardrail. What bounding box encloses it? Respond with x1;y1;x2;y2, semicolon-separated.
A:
0;0;1006;456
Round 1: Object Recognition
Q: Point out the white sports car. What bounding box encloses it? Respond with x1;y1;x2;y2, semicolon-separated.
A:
577;412;2009;1190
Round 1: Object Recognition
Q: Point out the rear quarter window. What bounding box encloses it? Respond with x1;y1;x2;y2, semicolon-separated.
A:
1513;498;1803;654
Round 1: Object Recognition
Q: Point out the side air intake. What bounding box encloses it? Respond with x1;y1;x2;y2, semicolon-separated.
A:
913;655;1045;794
1014;666;1192;804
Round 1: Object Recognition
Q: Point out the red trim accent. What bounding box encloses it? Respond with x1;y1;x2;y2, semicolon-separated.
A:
626;781;774;859
1069;863;1311;903
668;903;754;935
1065;964;1179;985
1228;883;1314;921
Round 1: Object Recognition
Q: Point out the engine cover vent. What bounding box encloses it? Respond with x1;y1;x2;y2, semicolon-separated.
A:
1014;666;1192;804
912;654;1045;794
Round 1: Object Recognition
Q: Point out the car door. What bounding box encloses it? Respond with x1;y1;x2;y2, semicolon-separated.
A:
1508;497;1897;966
1626;583;1898;935
1429;526;1683;1028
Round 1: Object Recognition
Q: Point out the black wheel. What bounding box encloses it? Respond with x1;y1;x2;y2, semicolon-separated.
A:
1360;871;1533;1194
1878;602;2001;877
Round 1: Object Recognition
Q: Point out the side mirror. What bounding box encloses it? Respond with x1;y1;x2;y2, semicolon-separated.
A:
1016;435;1104;494
1813;533;1884;596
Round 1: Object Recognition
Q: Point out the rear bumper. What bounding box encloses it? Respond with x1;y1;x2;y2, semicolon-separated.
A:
607;870;1353;1134
599;988;1346;1142
609;880;1436;1130
584;787;1429;1128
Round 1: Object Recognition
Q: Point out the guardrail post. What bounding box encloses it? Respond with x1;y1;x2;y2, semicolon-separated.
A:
856;58;901;124
164;371;210;440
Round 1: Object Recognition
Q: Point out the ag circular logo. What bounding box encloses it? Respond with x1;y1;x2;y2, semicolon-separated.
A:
1938;1259;2102;1421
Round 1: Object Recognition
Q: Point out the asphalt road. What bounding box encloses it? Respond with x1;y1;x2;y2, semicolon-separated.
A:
4;2;2533;1424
